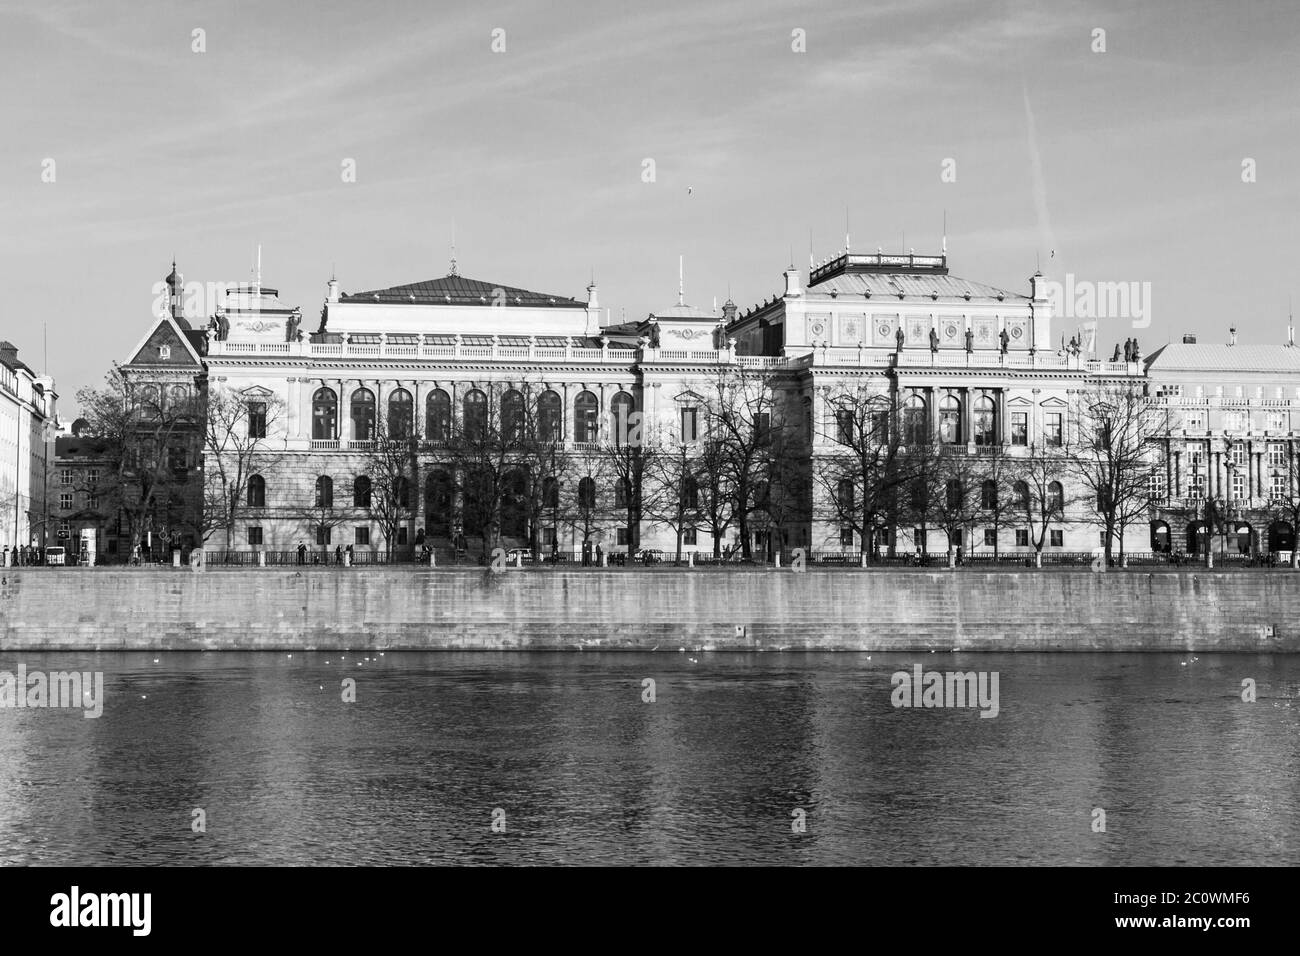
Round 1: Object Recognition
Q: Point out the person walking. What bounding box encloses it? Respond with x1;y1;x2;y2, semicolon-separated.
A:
345;544;354;566
334;544;343;565
595;543;603;566
297;542;307;565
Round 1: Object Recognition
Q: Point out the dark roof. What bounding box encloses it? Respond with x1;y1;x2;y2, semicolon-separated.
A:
56;435;113;460
340;274;584;308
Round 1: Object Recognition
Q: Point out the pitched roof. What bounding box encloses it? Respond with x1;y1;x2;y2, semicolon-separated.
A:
807;271;1025;303
339;274;584;308
123;313;205;368
1144;343;1300;373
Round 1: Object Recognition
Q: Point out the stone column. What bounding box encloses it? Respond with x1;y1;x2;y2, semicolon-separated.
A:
1173;450;1181;497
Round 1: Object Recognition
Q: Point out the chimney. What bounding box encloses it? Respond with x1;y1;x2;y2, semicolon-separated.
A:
1229;326;1238;346
784;268;801;298
1182;333;1197;344
0;341;17;368
586;282;598;310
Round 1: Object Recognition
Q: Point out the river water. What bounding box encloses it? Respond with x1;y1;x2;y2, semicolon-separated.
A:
0;651;1296;865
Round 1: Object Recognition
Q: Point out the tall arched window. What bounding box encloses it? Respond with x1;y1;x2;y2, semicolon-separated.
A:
1013;480;1030;510
312;387;337;440
395;476;411;509
315;475;333;508
501;470;528;539
574;391;599;443
973;395;996;446
247;474;266;508
387;388;413;440
351;388;376;441
354;475;372;508
463;389;487;441
610;392;635;446
903;394;927;445
614;478;630;509
538;390;562;442
426;389;451;442
542;476;560;511
939;394;961;444
1048;481;1064;513
980;479;997;510
945;479;963;511
683;476;699;510
501;389;525;443
837;479;855;513
578;476;597;509
425;470;452;536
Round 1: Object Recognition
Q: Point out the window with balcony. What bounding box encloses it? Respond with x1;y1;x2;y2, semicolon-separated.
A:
903;395;927;446
312;388;337;440
351;388;376;441
938;395;961;444
973;396;995;446
574;391;599;443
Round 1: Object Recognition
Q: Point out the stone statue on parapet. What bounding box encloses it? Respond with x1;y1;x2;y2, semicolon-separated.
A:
929;327;939;352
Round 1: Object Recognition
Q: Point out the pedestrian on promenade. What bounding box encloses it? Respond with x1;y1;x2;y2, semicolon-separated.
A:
297;542;307;565
595;543;603;566
582;540;591;566
334;545;343;565
345;544;354;566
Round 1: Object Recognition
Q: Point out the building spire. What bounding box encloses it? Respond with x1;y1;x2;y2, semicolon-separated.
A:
254;243;262;294
845;207;851;254
942;210;947;255
678;255;684;306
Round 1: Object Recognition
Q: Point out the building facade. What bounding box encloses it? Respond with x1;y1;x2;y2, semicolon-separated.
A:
0;340;56;556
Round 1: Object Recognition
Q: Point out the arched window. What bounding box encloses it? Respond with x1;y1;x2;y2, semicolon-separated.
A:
980;479;997;510
387;388;413;440
137;384;160;418
351;388;376;441
538;390;562;442
610;392;635;446
463;389;487;441
1048;481;1064;513
837;479;855;513
426;389;451;442
542;476;560;511
315;475;333;509
614;478;630;509
501;470;528;538
247;474;266;508
1013;480;1030;510
578;476;596;509
903;394;927;445
395;476;411;509
501;389;525;443
684;476;699;510
354;475;372;508
945;479;963;511
425;470;452;536
973;395;996;446
939;394;961;444
312;387;337;440
574;391;599;443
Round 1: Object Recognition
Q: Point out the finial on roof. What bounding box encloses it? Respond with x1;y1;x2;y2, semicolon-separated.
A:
449;219;458;276
678;254;684;306
942;210;947;255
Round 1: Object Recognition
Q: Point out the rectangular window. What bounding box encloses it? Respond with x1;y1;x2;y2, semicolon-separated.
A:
59;493;73;510
1268;443;1287;467
1272;471;1289;500
950;529;963;547
1223;410;1246;432
1230;444;1245;467
542;527;556;546
316;527;331;546
1148;470;1166;499
247;401;267;439
355;526;370;546
1184;410;1205;431
87;470;98;485
1045;413;1063;447
753;412;771;446
836;409;854;445
681;407;698;443
59;470;73;486
913;528;926;550
247;526;263;546
1011;413;1028;446
87;494;99;510
683;527;697;546
397;527;409;546
1231;473;1245;501
984;528;997;547
840;527;854;547
168;446;187;471
1015;529;1029;547
1050;529;1063;547
616;528;629;546
1268;412;1287;432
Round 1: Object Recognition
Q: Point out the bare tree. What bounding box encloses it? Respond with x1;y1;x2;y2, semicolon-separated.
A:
640;440;702;564
1009;444;1072;567
203;387;287;548
1069;382;1160;563
76;367;204;555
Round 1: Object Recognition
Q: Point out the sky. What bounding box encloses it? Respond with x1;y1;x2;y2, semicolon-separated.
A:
1;0;1297;410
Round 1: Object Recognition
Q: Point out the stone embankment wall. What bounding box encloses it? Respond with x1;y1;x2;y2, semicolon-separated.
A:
0;568;1293;651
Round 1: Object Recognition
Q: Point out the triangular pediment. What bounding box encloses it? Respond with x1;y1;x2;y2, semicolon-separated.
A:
125;314;204;369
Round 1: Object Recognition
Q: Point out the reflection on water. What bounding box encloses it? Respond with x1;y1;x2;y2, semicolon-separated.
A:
0;651;1297;865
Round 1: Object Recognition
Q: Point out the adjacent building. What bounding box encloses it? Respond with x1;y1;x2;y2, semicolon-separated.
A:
0;340;56;556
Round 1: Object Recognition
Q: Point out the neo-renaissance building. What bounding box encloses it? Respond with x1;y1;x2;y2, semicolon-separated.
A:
0;340;56;554
96;248;1300;562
